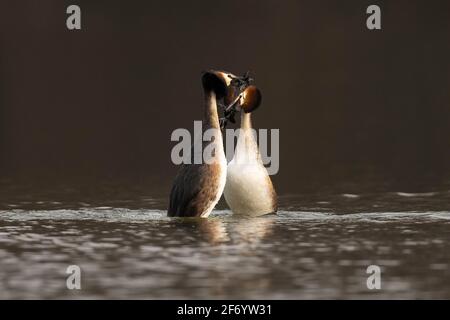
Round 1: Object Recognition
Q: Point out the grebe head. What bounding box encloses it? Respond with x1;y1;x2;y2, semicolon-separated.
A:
238;85;262;113
213;70;257;128
216;71;241;106
202;70;236;99
224;71;253;104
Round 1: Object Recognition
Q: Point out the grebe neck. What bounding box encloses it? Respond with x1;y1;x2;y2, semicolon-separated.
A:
204;92;220;130
240;112;252;130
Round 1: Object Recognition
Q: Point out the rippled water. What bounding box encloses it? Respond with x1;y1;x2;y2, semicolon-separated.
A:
0;184;450;299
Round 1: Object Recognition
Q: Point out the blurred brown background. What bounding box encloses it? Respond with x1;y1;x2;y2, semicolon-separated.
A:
1;0;449;195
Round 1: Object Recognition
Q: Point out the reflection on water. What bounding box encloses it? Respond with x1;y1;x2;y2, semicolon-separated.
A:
0;184;450;299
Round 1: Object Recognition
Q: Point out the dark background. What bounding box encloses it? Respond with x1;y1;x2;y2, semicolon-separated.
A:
1;0;449;196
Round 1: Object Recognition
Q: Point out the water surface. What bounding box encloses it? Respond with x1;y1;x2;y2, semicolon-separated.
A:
0;186;449;299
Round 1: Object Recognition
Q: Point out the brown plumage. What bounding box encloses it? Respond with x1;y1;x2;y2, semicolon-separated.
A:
168;159;224;217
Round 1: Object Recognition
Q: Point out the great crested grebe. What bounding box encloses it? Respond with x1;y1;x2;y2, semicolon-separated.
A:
223;85;278;216
168;70;235;217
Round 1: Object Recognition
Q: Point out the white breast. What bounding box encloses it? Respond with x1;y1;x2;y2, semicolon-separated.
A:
200;129;227;218
224;127;276;216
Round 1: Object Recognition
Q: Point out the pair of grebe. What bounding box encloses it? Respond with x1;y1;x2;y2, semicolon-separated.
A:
168;70;277;217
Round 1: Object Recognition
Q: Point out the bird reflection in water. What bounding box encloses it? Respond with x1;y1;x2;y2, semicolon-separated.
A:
172;215;275;245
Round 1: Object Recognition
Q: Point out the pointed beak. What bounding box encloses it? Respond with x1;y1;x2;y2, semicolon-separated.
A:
224;93;244;113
